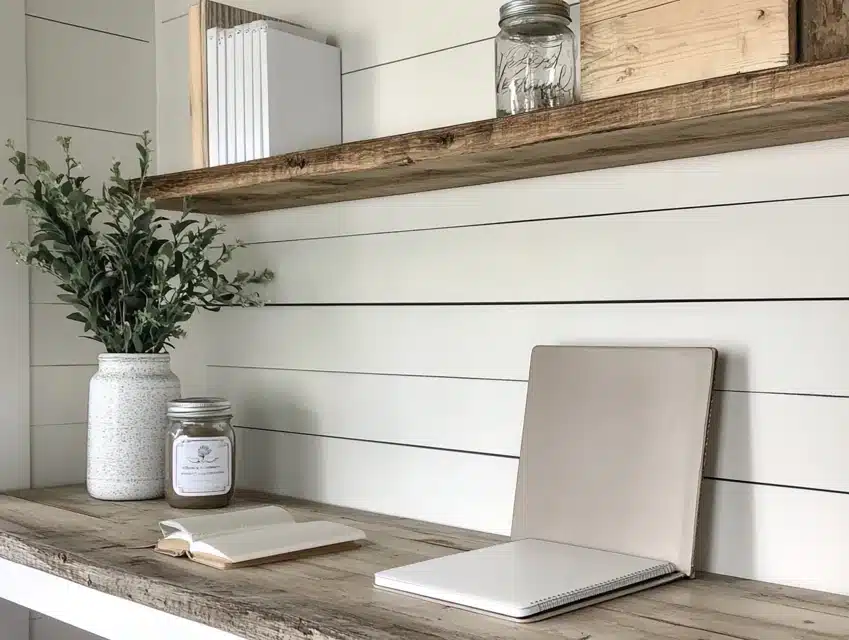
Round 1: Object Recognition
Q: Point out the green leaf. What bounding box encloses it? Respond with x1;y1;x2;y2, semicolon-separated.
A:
89;274;112;294
66;312;88;324
171;219;199;236
3;196;20;206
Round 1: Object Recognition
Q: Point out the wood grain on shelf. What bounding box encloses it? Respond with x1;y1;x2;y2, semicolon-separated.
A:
581;0;797;100
141;57;849;215
3;486;849;640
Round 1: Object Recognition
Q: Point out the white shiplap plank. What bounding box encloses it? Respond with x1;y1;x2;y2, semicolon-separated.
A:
27;120;142;185
222;138;849;244
30;305;207;388
27;0;154;42
342;39;493;143
207;302;849;396
31;305;102;367
27;16;155;134
31;423;87;488
155;14;192;174
154;0;191;23
697;480;849;596
707;391;849;494
31;366;95;427
193;0;507;73
212;366;849;494
239;197;849;304
209;367;525;457
0;0;30;492
235;427;518;535
167;313;212;398
341;8;577;142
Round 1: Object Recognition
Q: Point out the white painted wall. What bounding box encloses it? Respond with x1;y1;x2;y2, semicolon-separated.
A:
0;1;31;637
146;0;849;601
25;0;216;495
23;1;156;638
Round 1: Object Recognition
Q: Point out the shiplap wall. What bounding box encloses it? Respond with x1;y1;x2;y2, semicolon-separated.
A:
153;0;849;598
28;0;214;497
0;1;31;637
25;2;156;637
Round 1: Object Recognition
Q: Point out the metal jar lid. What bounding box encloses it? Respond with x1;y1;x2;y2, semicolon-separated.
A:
167;397;232;420
499;0;571;25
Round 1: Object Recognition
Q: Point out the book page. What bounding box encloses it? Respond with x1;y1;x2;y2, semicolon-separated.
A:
189;520;366;564
159;505;294;542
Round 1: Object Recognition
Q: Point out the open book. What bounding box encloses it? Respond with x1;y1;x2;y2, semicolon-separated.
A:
155;505;366;569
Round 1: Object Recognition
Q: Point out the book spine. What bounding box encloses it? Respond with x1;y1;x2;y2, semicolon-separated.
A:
216;31;228;165
206;27;220;167
233;26;245;163
259;24;270;159
225;28;236;164
252;25;263;158
243;25;255;162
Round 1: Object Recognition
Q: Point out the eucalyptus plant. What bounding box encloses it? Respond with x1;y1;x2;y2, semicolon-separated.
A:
1;132;273;353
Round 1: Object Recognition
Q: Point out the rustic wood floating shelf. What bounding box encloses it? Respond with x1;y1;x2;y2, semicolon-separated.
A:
142;57;849;216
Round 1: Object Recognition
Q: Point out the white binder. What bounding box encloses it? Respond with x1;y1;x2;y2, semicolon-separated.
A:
375;346;717;622
258;22;341;158
224;28;236;164
205;27;219;166
251;24;263;159
216;30;227;166
233;26;245;163
243;24;255;162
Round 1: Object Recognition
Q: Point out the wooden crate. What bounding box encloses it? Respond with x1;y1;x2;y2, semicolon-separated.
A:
799;0;849;61
581;0;797;101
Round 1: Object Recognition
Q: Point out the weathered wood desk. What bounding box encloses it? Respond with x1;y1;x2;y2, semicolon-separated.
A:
0;487;847;640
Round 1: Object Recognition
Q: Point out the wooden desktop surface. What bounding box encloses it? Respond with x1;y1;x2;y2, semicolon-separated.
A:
0;486;847;639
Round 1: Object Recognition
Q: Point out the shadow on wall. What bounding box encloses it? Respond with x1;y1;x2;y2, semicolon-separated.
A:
696;351;755;579
235;395;323;499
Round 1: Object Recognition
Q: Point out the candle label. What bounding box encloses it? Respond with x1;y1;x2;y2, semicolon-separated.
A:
172;436;232;496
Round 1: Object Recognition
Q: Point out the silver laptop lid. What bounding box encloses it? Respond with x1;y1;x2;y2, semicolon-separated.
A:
512;346;717;575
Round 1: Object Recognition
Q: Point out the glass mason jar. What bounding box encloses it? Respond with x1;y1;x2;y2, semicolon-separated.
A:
165;397;236;509
495;0;576;117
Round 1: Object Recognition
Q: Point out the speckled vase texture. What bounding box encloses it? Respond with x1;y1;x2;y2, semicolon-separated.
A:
87;354;181;501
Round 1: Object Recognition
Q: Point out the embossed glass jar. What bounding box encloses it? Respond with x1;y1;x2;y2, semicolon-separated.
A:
165;398;236;509
495;0;576;117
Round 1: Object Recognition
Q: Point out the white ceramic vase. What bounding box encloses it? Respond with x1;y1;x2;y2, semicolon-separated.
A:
87;354;181;501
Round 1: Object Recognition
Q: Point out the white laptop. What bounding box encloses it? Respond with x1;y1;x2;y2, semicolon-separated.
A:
374;346;717;621
374;538;678;620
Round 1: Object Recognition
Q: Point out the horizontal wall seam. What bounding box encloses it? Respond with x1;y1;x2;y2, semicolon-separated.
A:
243;193;849;246
161;13;188;25
30;422;85;429
209;365;849;399
342;36;493;76
705;476;849;497
261;298;849;307
27;118;143;138
25;14;150;43
235;425;518;459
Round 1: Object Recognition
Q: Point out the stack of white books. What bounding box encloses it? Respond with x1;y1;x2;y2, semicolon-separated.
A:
205;20;341;167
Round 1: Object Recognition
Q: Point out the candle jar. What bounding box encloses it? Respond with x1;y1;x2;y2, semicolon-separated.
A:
165;397;236;509
495;0;576;117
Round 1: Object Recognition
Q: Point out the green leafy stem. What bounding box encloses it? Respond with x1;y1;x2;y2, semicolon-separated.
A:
2;131;273;353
